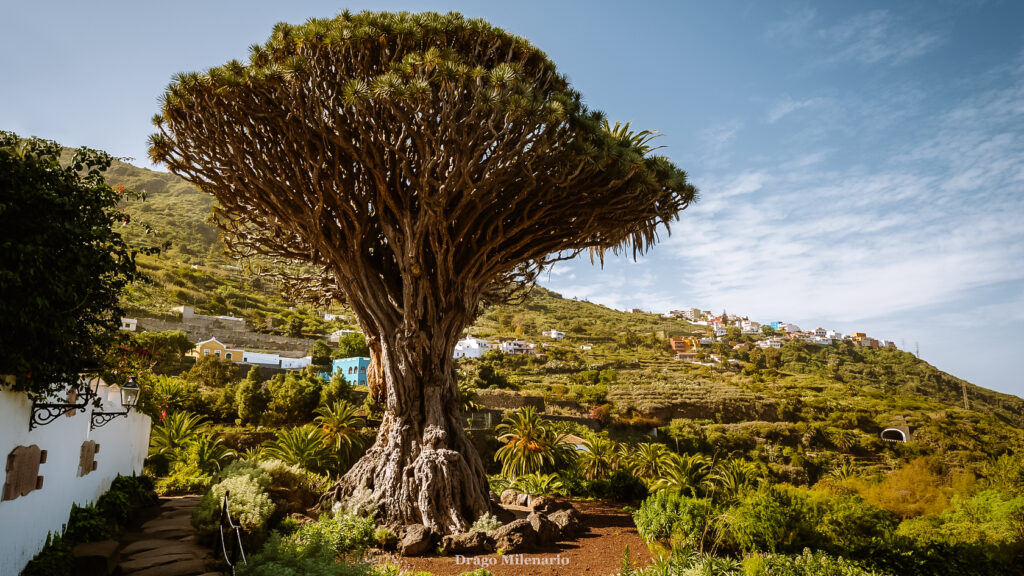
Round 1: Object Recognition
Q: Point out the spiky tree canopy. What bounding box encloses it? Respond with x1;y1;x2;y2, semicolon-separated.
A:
148;10;697;534
149;11;696;317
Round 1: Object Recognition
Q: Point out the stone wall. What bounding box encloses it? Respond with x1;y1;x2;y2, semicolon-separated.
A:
137;316;316;354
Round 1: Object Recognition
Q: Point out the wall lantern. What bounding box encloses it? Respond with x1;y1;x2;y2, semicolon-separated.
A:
90;377;142;430
28;374;101;431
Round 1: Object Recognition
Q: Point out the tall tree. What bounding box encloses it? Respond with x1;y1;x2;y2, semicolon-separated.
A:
149;11;697;534
0;133;147;398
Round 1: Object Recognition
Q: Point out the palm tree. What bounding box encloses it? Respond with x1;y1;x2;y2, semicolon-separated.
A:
149;411;208;459
495;407;569;478
263;425;335;476
627;442;673;480
578;436;618;480
189;434;235;474
706;459;761;500
652;453;710;497
314;400;367;467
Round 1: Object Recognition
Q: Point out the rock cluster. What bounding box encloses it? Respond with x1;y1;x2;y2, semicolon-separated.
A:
417;490;583;556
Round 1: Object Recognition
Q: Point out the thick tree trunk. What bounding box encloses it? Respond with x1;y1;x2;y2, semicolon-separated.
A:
322;330;490;535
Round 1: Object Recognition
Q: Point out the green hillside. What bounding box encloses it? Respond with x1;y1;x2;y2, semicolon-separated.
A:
108;158;1024;475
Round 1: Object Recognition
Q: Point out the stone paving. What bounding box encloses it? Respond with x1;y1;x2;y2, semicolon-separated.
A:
116;495;221;576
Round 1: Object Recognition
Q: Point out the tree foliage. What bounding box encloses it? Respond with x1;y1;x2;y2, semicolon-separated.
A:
0;132;149;398
148;10;696;533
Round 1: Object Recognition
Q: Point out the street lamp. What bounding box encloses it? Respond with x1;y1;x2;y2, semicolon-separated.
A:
90;377;142;430
28;374;101;431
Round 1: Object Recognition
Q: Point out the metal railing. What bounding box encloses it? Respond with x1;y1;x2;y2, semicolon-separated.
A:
217;489;247;573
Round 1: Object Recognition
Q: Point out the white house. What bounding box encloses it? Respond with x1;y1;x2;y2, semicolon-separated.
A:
542;329;565;340
329;329;361;343
323;312;345;322
119;317;137;331
579;344;593;351
810;336;834;346
454;336;492;359
280;355;313;369
242;351;282;367
714;327;728;337
500;340;535;355
758;339;784;349
826;329;843;340
780;323;801;333
699;337;715;345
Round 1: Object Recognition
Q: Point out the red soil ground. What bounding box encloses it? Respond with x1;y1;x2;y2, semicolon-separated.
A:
376;500;653;576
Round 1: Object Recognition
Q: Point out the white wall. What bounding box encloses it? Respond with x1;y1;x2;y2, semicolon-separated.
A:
242;351;281;366
0;387;151;576
280;356;312;369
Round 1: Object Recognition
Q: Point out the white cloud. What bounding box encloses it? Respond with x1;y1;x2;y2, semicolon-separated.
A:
767;96;823;123
817;10;943;66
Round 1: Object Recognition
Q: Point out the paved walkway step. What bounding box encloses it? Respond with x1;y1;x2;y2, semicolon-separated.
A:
116;496;220;576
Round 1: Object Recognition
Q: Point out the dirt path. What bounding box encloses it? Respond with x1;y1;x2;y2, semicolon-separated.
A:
116;495;220;576
380;500;653;576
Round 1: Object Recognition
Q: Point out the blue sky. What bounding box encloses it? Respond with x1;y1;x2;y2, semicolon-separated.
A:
2;1;1022;397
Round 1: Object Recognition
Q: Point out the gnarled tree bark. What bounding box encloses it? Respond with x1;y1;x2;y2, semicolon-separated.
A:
149;11;697;535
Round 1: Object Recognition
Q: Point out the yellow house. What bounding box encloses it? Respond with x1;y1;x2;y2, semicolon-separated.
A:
191;337;244;362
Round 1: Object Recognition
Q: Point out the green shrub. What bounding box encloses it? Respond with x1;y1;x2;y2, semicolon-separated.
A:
96;490;131;526
63;504;110;543
633;491;714;548
816;493;897;552
19;532;73;576
373;527;398;549
603;469;649;502
744;548;884;576
193;472;275;542
236;531;373;576
723;486;813;554
155;459;211;495
471;512;503;533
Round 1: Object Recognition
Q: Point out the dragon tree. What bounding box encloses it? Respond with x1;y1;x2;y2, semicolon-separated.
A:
149;11;697;535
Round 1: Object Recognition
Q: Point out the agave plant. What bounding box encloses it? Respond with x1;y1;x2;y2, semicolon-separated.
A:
652;453;711;497
514;472;564;496
263;425;336;476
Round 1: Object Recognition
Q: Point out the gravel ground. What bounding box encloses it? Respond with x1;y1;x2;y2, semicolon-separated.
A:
376;500;653;576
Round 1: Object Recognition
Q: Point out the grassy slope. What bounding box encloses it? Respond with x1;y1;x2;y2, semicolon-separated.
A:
108;158;1024;465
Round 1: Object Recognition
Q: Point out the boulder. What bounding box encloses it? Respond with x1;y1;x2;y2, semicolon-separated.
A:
530;495;575;514
500;489;529;507
547;507;582;537
492;519;536;553
527;512;560;546
399;524;434;556
72;540;119;576
492;505;517;524
440;530;495;555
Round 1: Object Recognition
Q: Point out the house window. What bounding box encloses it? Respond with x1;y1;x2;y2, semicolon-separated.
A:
359;367;366;374
203;349;210;355
225;353;232;360
215;350;221;357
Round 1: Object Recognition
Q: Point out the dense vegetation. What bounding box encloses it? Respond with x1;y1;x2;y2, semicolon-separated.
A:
25;133;1021;574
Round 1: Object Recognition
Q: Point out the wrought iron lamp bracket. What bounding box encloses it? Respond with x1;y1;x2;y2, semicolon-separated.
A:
28;376;99;431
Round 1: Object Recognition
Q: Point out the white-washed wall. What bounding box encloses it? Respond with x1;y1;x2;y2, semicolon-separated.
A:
0;387;151;576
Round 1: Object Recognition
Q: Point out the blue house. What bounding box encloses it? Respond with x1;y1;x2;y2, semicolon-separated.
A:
322;356;371;386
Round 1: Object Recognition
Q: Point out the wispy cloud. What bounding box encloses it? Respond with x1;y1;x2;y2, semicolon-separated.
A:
767;96;823;124
545;50;1024;335
817;10;943;66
